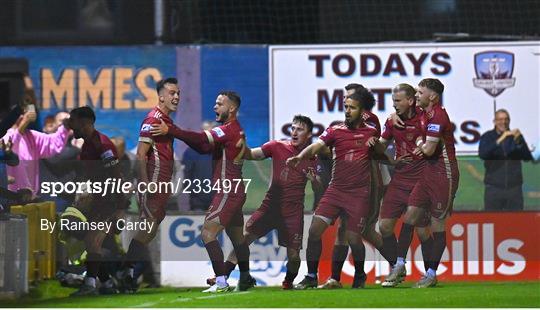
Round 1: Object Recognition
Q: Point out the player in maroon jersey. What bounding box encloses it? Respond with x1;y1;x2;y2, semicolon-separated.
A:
150;91;254;292
287;89;379;289
206;115;323;290
119;78;179;292
66;106;128;296
366;83;432;287
319;83;393;289
387;78;460;288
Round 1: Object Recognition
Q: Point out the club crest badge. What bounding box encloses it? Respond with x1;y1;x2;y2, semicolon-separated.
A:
473;51;516;97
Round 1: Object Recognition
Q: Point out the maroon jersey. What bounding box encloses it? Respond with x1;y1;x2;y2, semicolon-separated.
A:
319;123;378;190
79;130;119;182
205;120;245;187
381;114;426;186
261;140;318;215
79;129;127;217
138;107;175;182
421;104;458;176
363;110;381;136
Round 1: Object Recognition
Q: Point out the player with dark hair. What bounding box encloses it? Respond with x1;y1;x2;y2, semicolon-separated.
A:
207;114;323;290
287;89;378;290
386;78;459;288
119;77;179;292
318;83;392;289
66;106;128;296
150;90;254;293
366;83;432;287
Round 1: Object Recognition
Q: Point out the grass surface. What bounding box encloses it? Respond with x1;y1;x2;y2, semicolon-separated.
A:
3;280;539;308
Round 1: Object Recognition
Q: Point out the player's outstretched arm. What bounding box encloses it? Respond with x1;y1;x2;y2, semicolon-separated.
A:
150;120;213;154
286;140;325;167
243;147;266;160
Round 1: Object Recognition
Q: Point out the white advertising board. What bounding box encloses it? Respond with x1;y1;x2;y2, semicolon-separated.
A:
269;42;540;155
160;215;311;287
159;213;536;286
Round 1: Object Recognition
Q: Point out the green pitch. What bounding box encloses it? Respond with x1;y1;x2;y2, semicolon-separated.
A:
3;280;539;308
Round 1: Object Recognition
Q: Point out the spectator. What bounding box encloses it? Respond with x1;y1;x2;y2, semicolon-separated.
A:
40;111;81;212
42;114;56;134
2;105;70;197
532;139;540;162
0;139;25;211
181;121;216;211
0;104;23;138
479;109;533;211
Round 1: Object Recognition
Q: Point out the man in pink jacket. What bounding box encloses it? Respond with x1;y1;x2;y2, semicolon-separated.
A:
2;107;70;197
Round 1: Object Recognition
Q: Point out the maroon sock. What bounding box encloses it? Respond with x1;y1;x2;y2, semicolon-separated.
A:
285;258;300;282
285;270;298;283
397;223;415;259
430;232;446;271
306;239;322;276
331;244;348;281
98;263;111;282
205;240;225;276
86;253;102;279
421;237;434;271
349;243;366;275
224;261;236;277
124;239;147;268
233;242;250;272
381;234;398;266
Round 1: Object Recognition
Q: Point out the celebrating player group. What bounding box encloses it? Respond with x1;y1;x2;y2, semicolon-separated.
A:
68;76;459;295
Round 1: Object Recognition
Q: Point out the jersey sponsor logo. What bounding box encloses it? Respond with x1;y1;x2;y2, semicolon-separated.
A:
104;158;119;168
427;124;440;133
100;149;115;160
141;123;152;132
212;127;226;138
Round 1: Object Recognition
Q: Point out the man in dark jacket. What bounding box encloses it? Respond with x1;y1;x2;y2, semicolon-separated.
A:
479;109;532;210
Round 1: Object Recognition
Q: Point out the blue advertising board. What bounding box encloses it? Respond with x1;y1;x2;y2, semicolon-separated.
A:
0;46;176;150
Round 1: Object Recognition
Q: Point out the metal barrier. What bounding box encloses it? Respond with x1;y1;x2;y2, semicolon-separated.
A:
10;201;57;282
0;213;28;299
